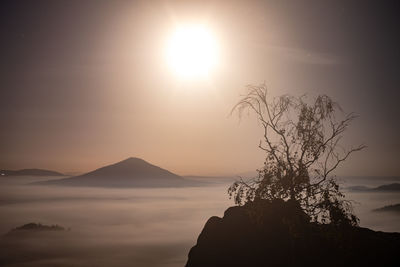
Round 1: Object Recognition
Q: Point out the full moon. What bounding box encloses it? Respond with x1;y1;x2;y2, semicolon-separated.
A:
166;25;219;79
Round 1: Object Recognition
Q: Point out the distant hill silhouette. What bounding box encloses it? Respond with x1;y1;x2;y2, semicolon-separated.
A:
0;169;64;176
186;200;400;267
0;223;69;266
5;223;66;235
373;203;400;213
34;157;204;188
346;185;371;191
374;183;400;191
348;183;400;192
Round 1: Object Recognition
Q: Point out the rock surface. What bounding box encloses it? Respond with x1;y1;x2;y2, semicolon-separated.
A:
186;200;400;267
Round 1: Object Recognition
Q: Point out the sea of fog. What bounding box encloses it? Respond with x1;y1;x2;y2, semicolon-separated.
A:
0;175;399;266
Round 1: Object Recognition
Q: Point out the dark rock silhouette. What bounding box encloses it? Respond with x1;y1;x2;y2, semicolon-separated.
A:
186;200;400;267
373;203;400;213
34;157;204;188
0;169;64;176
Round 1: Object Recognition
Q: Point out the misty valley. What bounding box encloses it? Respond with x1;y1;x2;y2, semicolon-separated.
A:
2;0;400;266
0;160;399;266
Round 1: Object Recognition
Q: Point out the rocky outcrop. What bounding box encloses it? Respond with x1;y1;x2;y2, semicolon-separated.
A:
186;200;400;267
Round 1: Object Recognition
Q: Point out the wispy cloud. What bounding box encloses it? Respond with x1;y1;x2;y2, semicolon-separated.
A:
266;45;341;65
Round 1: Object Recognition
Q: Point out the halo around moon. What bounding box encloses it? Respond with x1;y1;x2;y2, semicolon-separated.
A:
166;25;219;80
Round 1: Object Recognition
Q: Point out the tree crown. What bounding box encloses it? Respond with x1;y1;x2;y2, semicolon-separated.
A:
229;83;365;226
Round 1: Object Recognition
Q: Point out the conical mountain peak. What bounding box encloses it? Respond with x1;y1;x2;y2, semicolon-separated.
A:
34;158;202;188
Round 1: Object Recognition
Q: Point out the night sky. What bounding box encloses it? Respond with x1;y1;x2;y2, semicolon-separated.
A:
1;0;399;176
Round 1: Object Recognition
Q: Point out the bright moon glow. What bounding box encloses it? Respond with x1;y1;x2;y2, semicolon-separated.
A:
166;25;219;79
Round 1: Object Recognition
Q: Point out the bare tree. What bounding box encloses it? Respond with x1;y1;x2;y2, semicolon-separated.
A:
228;83;366;226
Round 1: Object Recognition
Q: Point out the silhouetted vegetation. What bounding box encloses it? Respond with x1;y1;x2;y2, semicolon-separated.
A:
228;84;365;226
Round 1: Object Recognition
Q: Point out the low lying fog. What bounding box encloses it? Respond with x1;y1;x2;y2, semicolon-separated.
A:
0;176;399;266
